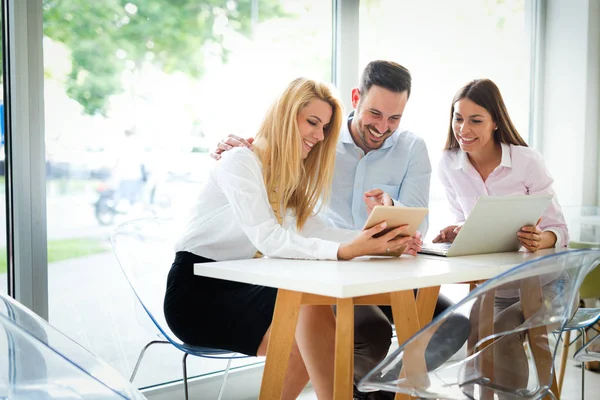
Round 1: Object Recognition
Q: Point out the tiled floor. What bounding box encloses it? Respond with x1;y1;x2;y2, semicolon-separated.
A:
558;359;600;399
298;357;600;399
297;284;600;400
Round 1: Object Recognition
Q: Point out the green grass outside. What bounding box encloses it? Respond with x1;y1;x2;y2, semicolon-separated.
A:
0;237;110;274
47;178;100;196
0;176;94;196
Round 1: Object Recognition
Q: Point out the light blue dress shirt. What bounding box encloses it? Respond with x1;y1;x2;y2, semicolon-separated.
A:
322;113;432;234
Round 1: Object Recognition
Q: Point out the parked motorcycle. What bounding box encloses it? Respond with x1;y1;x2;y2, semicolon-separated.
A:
93;179;172;226
94;181;121;226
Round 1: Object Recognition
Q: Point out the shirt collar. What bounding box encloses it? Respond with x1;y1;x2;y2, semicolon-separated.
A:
341;111;397;150
451;149;469;170
499;142;512;167
340;112;355;144
451;142;513;170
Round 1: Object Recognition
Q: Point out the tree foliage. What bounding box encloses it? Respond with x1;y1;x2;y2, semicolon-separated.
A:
41;0;285;115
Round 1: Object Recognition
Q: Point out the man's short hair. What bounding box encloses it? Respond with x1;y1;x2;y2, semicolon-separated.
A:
359;60;412;98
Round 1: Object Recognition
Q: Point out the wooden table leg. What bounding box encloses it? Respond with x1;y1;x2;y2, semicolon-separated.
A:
463;297;480;399
520;278;560;400
478;289;496;400
334;297;354;400
389;289;423;400
259;289;302;400
557;330;571;395
416;286;441;325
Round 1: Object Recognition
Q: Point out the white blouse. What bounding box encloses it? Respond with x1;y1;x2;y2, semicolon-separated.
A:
175;147;359;261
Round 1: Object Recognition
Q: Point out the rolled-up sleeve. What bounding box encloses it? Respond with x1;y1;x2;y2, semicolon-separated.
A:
394;139;431;234
216;149;342;260
437;155;467;225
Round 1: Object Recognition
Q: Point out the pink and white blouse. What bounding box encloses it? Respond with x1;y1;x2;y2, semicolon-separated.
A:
438;143;569;247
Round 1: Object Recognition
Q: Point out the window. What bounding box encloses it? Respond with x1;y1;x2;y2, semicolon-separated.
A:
0;8;5;294
42;0;333;388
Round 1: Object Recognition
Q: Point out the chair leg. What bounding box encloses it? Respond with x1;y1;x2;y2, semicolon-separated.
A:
580;328;587;400
558;330;571;395
182;352;189;400
180;352;232;400
582;359;586;400
130;340;170;382
216;357;233;400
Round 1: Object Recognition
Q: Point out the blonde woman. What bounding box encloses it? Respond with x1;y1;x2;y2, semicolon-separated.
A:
163;78;413;400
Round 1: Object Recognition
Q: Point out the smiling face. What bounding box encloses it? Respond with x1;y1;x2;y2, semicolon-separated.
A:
297;99;332;159
452;98;498;154
350;85;408;153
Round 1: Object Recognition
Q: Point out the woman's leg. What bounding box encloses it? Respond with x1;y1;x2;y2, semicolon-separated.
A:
295;305;336;399
493;299;528;393
257;326;310;400
493;277;569;396
256;304;336;400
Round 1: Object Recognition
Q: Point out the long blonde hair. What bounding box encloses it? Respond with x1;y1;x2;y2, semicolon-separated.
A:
253;78;343;230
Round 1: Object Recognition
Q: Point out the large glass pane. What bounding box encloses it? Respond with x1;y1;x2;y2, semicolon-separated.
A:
359;0;529;235
0;5;6;294
42;0;332;388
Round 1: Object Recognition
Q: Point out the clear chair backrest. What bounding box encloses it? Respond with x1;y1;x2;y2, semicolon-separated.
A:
0;293;145;399
110;217;182;347
574;329;600;363
358;249;600;400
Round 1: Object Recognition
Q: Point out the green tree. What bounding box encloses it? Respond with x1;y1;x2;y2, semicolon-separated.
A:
41;0;286;115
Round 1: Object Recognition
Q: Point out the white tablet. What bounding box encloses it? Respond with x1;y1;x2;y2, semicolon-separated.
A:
363;206;429;256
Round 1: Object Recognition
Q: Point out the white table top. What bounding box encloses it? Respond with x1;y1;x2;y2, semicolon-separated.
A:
194;248;565;298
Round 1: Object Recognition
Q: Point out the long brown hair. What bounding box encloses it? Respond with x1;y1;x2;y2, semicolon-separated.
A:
252;78;343;230
444;79;528;150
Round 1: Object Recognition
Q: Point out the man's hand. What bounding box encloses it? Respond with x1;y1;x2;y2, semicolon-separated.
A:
363;189;393;215
433;225;461;243
210;135;254;160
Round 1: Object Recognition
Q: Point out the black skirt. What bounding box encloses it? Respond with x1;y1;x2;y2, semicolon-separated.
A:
163;251;277;356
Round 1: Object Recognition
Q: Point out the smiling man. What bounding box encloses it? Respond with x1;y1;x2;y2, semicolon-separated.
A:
324;61;430;238
325;62;469;400
211;61;469;400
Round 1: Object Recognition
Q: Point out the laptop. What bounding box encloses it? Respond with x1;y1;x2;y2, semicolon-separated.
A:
419;194;553;257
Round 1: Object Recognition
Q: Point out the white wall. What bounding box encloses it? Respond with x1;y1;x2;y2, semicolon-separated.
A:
540;0;600;207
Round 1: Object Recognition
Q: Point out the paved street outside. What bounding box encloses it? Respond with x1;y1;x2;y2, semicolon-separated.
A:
0;176;263;389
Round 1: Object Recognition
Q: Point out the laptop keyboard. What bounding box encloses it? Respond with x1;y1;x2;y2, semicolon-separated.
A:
419;242;452;256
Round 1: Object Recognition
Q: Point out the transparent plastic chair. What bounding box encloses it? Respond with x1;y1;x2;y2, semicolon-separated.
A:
554;240;600;398
0;293;146;399
574;329;600;364
358;249;600;400
110;217;247;400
